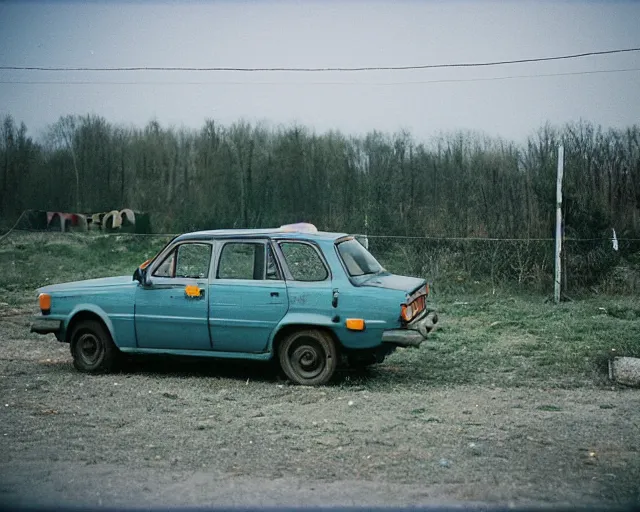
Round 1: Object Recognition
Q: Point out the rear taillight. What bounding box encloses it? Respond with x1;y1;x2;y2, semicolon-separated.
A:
400;285;429;323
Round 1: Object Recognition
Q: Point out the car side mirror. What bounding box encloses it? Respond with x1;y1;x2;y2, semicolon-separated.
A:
134;259;154;286
133;266;152;286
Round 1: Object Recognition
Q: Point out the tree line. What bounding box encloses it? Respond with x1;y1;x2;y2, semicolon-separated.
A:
1;114;639;239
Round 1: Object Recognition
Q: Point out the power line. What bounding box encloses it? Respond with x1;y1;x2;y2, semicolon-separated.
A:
1;67;639;86
1;47;639;73
7;228;640;243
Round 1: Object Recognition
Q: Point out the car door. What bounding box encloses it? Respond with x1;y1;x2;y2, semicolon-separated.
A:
274;239;334;321
135;241;212;350
209;240;289;353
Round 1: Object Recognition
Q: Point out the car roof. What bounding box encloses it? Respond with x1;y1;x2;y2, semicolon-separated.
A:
174;228;349;243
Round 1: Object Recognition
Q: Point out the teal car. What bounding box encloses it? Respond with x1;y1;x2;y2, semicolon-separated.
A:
30;223;438;385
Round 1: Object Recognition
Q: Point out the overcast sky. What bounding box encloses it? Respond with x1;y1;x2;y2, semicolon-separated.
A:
0;0;639;142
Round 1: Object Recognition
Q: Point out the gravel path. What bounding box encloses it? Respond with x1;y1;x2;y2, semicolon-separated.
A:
1;314;639;507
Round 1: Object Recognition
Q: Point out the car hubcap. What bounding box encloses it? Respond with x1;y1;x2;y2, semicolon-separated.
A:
78;333;103;365
290;340;325;379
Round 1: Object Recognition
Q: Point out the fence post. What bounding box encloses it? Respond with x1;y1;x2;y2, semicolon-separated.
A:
554;145;564;304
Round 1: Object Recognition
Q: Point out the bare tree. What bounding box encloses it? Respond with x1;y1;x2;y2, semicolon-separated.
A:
50;115;81;211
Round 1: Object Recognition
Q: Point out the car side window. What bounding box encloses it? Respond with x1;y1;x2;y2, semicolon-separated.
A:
153;250;175;277
152;243;211;278
266;245;281;280
175;243;212;278
218;243;260;280
279;242;328;281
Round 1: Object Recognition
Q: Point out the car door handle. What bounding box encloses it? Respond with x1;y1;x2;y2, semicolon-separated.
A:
270;292;279;297
185;285;205;299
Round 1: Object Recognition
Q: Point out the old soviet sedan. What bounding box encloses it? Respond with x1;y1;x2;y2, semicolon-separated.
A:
30;223;438;385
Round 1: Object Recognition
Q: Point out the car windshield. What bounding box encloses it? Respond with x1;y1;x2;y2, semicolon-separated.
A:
337;238;383;276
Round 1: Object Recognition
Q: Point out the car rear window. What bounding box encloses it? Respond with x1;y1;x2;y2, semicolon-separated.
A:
337;238;382;277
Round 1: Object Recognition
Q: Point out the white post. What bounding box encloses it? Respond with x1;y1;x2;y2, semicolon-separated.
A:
554;145;564;304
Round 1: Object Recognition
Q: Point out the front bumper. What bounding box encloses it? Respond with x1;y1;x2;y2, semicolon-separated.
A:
30;317;63;337
381;310;439;347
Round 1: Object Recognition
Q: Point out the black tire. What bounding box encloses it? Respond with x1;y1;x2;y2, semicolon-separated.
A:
278;329;338;386
70;319;119;373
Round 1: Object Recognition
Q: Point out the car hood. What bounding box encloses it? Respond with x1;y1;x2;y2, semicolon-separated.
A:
355;272;426;295
38;276;134;294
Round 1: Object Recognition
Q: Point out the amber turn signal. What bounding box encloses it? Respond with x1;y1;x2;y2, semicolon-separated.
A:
346;318;365;331
39;293;51;314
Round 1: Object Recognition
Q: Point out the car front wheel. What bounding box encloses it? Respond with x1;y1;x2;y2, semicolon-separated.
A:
278;329;338;386
70;319;118;373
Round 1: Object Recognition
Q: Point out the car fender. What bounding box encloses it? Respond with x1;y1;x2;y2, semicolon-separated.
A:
65;304;118;346
267;312;338;352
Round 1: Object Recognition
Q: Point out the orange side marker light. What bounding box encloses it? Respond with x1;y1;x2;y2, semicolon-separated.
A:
346;318;365;331
39;293;51;314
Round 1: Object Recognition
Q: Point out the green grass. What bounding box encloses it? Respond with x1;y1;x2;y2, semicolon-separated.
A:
0;232;171;305
368;291;640;389
1;231;639;389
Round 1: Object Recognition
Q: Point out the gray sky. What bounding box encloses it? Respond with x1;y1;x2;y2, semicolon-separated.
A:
1;0;639;142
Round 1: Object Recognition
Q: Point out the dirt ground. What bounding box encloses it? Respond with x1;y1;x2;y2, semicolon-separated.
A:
1;310;639;508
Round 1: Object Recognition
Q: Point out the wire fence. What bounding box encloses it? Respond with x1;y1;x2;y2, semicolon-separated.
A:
367;236;640;296
1;228;639;296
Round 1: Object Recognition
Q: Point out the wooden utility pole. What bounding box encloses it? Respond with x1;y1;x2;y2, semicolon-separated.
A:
554;145;564;304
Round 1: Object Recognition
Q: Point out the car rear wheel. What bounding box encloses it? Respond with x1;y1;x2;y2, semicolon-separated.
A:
70;319;118;373
278;329;338;386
